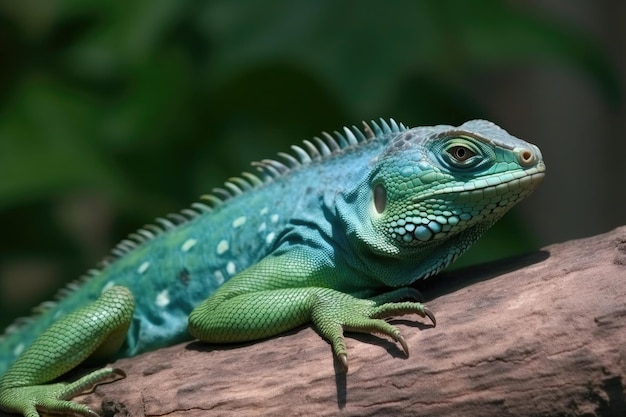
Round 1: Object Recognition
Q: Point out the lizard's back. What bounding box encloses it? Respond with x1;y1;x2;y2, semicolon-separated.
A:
0;119;405;372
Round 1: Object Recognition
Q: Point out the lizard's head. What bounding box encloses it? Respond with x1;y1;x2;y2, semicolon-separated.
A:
346;120;545;282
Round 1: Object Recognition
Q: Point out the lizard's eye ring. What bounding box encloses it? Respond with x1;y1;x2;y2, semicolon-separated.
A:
447;145;476;162
440;139;485;169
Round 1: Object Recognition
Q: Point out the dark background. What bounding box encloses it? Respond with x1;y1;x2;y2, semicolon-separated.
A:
1;1;624;330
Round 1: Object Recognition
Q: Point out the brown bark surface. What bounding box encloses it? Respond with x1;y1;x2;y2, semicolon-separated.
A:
16;228;626;416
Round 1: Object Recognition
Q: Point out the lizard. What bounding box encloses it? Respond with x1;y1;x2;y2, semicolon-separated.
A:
0;118;545;417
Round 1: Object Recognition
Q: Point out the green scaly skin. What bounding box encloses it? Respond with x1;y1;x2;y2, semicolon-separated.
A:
0;119;545;416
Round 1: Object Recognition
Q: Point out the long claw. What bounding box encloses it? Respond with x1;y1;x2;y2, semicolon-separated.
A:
86;409;100;417
423;306;436;327
396;334;409;358
338;353;349;372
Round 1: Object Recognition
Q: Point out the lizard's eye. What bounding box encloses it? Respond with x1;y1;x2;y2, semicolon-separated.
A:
447;145;476;162
440;140;485;169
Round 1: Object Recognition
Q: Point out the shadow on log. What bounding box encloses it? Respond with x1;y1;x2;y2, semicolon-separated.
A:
16;228;626;416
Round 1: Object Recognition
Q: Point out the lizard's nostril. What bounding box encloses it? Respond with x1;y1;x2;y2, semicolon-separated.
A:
518;148;536;166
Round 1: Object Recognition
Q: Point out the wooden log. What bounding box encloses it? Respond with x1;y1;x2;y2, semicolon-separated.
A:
10;227;626;416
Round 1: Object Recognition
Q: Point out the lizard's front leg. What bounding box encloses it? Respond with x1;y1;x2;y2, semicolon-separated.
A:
0;286;134;417
188;251;434;371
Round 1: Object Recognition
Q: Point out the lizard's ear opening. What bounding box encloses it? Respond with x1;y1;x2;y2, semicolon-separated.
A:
373;183;386;214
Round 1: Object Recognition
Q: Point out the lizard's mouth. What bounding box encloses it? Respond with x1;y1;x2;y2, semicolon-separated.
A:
411;163;545;205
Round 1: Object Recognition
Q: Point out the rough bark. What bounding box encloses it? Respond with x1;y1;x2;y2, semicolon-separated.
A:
33;228;626;415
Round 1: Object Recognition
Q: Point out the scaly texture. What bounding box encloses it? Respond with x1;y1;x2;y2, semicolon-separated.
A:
0;119;545;416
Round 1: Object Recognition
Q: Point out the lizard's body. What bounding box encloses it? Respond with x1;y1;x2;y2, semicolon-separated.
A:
0;119;545;417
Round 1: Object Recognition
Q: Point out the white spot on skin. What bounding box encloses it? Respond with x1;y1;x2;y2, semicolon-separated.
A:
226;261;236;275
260;207;269;215
138;261;150;274
258;222;266;232
102;281;115;294
266;232;276;244
214;270;225;285
216;240;229;255
232;216;247;228
181;238;197;252
270;214;279;223
156;290;170;307
13;343;24;357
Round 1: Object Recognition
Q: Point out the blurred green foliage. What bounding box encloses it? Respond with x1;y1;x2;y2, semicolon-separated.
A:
0;1;616;329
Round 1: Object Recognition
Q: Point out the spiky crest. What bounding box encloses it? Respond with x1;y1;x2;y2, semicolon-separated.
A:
0;118;408;341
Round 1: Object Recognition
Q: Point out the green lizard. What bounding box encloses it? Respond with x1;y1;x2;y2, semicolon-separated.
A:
0;119;545;416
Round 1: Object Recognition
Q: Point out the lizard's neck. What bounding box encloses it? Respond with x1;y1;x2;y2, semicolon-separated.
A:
334;183;501;287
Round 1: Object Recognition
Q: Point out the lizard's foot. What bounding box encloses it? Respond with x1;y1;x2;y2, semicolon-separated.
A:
0;286;133;417
311;288;435;372
0;367;124;417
